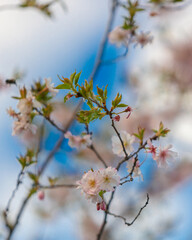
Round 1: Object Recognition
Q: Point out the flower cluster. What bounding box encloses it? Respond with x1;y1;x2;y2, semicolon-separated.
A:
64;131;92;149
112;130;135;157
8;90;41;136
7;78;58;136
77;167;120;210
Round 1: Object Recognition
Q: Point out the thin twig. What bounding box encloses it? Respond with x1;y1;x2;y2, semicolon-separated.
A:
101;47;129;65
5;170;24;214
111;119;128;159
35;108;65;133
97;190;116;240
107;193;149;226
116;135;158;170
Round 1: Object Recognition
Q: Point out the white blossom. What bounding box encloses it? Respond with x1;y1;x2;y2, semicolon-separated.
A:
112;131;135;157
108;26;130;47
155;144;178;168
77;170;101;203
134;32;153;48
98;167;120;191
45;78;58;96
12;119;37;136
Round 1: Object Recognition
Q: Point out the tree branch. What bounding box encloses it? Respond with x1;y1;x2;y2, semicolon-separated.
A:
107;193;149;226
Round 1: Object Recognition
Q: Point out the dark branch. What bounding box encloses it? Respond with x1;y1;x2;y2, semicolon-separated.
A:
107;193;149;226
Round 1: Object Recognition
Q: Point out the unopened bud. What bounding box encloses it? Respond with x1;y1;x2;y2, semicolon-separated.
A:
38;191;45;200
113;115;120;122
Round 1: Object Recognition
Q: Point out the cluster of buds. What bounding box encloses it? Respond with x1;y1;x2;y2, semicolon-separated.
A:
77;167;120;210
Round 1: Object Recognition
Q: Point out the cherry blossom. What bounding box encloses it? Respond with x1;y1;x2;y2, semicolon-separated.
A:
108;26;130;47
64;131;92;149
98;167;120;192
12;119;37;136
112;130;135;157
44;78;58;96
17;91;41;115
155;145;178;168
76;170;101;203
126;158;143;181
146;139;157;160
134;32;153;48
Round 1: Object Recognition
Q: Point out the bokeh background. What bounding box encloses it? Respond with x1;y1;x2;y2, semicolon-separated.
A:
0;0;192;239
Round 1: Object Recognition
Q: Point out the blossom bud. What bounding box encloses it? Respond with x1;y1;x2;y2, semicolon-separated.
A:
124;106;132;119
97;203;101;211
100;201;106;211
38;191;45;200
113;115;120;122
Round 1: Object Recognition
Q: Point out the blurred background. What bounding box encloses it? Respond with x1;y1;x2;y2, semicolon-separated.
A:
0;0;192;239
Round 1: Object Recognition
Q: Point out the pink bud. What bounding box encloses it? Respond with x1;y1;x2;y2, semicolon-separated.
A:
125;106;132;119
97;203;101;211
100;201;106;211
125;106;132;112
113;115;120;122
38;191;45;200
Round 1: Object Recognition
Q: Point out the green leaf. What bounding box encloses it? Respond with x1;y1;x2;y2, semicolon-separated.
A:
116;103;128;108
55;83;71;89
70;71;76;83
74;71;82;85
28;172;39;184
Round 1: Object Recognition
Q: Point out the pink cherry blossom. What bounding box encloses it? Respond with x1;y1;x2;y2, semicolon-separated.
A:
76;170;101;199
146;139;157;160
155;145;178;168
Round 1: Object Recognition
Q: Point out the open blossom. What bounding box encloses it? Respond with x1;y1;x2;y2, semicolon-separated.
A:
77;167;120;206
12;118;37;136
108;26;130;47
155;144;178;168
127;158;143;181
77;170;101;202
64;131;92;149
134;32;153;48
98;167;120;192
146;139;157;160
112;131;135;157
44;78;58;96
17;91;41;115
